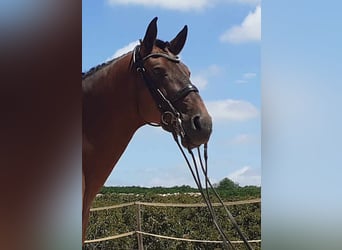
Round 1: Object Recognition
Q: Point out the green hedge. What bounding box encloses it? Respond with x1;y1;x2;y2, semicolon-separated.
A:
85;180;261;250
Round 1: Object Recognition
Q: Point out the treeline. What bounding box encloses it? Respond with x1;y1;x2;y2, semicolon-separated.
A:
100;178;261;199
99;185;198;195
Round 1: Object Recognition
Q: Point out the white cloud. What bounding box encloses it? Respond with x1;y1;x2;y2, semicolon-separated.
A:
235;79;248;84
191;64;221;90
191;75;208;90
228;0;260;4
231;133;253;144
220;5;261;43
141;164;196;187
106;0;260;11
206;64;221;75
228;166;261;186
243;72;257;79
107;40;140;62
235;72;257;84
106;0;211;11
206;99;259;122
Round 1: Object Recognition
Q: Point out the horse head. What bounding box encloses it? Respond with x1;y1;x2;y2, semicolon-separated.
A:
134;17;212;149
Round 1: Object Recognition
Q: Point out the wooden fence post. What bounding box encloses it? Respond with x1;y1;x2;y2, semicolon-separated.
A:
136;202;144;250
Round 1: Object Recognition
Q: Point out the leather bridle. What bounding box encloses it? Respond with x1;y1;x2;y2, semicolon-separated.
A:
132;44;199;137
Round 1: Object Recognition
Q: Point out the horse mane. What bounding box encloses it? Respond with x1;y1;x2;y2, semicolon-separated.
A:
154;39;170;50
82;55;123;80
82;39;170;80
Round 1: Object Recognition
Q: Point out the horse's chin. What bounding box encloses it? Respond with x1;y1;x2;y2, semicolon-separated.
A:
180;135;207;150
161;122;211;149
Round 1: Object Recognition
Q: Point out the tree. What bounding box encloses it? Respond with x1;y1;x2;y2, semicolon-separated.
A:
217;178;240;190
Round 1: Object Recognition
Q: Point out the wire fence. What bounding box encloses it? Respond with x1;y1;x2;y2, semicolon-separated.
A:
85;198;261;249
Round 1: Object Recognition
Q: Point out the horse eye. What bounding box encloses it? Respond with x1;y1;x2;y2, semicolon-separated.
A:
153;67;166;76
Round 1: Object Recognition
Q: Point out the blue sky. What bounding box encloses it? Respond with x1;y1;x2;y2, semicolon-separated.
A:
261;2;342;249
82;0;261;187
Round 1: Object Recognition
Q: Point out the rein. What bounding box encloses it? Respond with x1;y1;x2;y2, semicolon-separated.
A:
132;45;254;250
172;134;254;250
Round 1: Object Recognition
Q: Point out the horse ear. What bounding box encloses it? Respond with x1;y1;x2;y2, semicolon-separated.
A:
141;17;158;56
169;25;188;55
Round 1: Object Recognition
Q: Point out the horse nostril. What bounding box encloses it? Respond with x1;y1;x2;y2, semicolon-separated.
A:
192;115;202;131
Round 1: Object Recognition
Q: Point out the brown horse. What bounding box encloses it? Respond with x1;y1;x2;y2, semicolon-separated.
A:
82;17;212;243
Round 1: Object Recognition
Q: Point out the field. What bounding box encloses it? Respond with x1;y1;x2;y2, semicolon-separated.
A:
85;179;261;250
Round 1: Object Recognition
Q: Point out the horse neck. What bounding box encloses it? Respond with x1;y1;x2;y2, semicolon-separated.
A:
83;52;144;170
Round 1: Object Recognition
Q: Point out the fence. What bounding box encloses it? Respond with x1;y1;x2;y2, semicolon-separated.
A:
85;198;261;249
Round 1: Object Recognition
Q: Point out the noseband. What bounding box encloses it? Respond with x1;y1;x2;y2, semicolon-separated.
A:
132;45;199;137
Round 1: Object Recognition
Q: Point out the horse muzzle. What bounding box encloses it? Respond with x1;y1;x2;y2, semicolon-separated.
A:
161;112;212;149
181;113;212;149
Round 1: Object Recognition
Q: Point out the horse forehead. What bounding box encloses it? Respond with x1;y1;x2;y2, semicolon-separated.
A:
171;61;190;77
150;46;190;75
152;44;169;53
